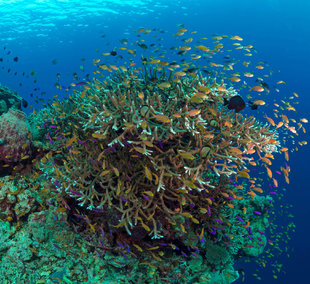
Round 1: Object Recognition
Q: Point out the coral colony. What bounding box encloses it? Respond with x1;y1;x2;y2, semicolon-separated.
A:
0;27;306;282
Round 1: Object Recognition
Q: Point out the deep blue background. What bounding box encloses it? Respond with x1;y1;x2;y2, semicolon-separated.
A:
0;1;309;283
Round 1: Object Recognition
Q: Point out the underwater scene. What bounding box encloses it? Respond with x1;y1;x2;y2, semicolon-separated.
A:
0;0;309;283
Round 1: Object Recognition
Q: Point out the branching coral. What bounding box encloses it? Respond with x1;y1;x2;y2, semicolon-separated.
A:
38;65;278;248
0;25;304;283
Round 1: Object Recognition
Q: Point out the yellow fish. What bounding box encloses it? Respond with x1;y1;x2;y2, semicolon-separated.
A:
195;45;210;51
179;46;191;51
152;114;170;123
231;35;243;41
158;82;171;89
238;171;250;179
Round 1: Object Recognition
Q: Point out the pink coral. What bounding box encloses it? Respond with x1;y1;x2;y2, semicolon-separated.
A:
0;109;32;163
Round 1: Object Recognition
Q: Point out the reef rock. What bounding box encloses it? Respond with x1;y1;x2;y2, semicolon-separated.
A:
0;84;26;116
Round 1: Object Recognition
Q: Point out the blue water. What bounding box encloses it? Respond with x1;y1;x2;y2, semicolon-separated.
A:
0;0;309;283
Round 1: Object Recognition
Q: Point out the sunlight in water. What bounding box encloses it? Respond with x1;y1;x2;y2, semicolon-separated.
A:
0;0;167;42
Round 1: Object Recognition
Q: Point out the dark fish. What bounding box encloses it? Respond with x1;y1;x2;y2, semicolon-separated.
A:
0;58;3;62
22;99;28;108
7;68;10;73
76;82;87;86
169;62;179;68
110;50;117;56
137;43;147;50
248;100;258;110
13;56;18;62
119;39;128;45
186;68;199;74
202;69;213;76
7;51;11;55
256;79;270;94
224;95;245;112
52;59;58;64
260;82;270;93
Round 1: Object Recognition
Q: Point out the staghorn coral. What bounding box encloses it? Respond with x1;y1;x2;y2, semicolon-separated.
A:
37;65;279;256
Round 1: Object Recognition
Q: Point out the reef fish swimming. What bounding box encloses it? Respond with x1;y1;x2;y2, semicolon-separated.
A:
224;95;246;112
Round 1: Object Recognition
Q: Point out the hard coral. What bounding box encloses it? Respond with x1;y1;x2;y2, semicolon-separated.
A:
0;84;26;116
0;109;32;164
40;66;278;245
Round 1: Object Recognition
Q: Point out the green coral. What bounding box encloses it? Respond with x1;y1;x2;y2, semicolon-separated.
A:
204;239;232;267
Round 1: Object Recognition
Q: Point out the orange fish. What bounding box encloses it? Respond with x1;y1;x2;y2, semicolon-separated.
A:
265;116;275;126
153;114;170;123
276;121;284;128
186;109;201;117
250;86;264;92
229;76;241;82
253;100;266;105
266;166;272;179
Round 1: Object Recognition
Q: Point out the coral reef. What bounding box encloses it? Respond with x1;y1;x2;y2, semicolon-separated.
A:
0;27;303;283
23;62;278;282
0;173;270;283
0;84;26;116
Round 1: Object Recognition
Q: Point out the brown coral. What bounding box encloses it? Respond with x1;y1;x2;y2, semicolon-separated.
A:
39;67;278;243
